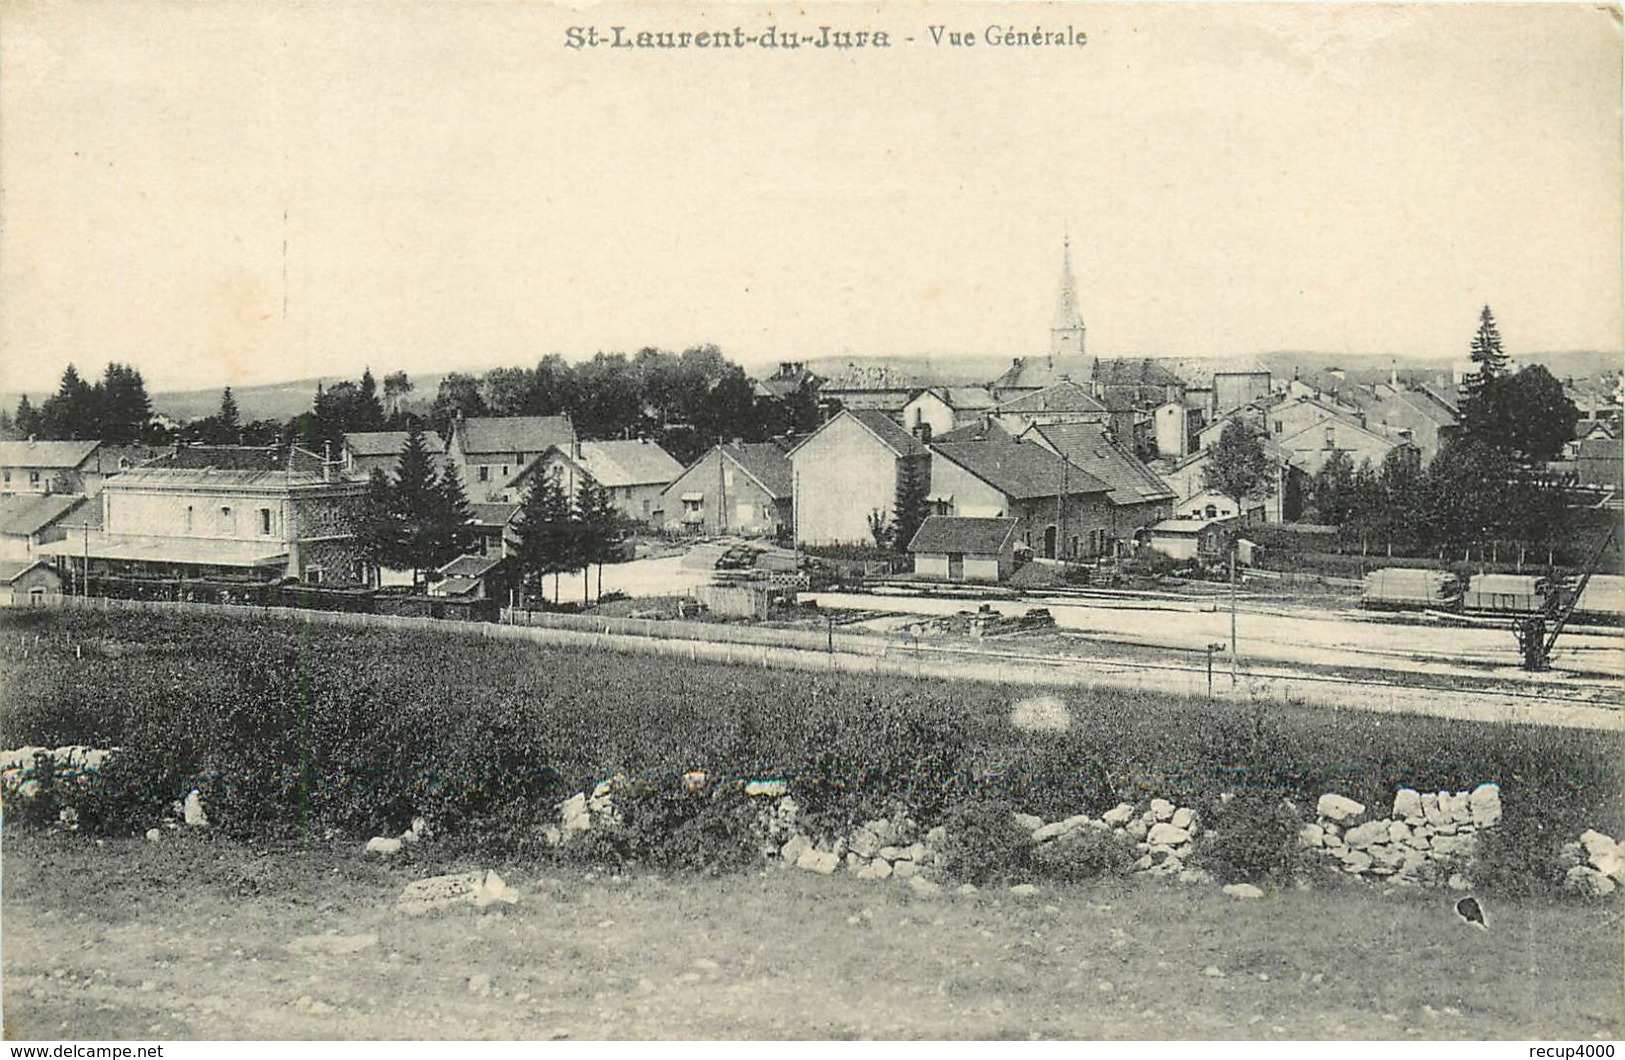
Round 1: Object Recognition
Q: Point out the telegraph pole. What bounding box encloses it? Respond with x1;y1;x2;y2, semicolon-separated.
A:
1229;538;1238;686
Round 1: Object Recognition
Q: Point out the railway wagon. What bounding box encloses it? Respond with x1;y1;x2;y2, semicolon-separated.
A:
1570;574;1625;625
1463;573;1555;616
1360;568;1461;611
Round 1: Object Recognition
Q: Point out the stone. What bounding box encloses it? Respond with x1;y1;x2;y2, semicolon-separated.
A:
1298;823;1325;847
396;872;486;917
1012;813;1044;834
1202;966;1226;979
780;834;813;864
1102;803;1137;826
1446;874;1471;891
145;828;161;842
1133;855;1153;871
1339;850;1373;873
925;826;947;849
1316;794;1364;822
745;779;789;798
908;876;942;897
1147;856;1182;876
1431;834;1474;858
183;789;209;827
1343;821;1391;849
1468;784;1502;827
1171;807;1196;831
956;883;978;895
845;852;866;872
473;870;520;909
1392;788;1423;821
365;836;403;857
856;859;893;881
1126;818;1150;841
1388;821;1412;844
1033;820;1076;843
892;859;919;879
1579;830;1618;862
1565;865;1618;898
681;771;708;792
1147;823;1191;847
849;827;881;858
1149;799;1176;821
796;849;839;875
287;933;378;957
1222;883;1264;900
1421;793;1447;827
1443;792;1472;822
1008;883;1041;898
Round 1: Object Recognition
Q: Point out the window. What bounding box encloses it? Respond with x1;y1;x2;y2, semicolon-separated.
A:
1274;420;1283;434
1323;425;1335;449
184;505;194;532
219;506;235;534
306;566;324;585
2;471;9;485
479;466;489;482
1205;504;1218;520
724;469;735;488
259;508;273;535
501;465;509;478
29;471;40;487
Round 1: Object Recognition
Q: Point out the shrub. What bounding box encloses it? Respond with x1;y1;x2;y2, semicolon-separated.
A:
1030;827;1137;883
935;798;1032;885
1189;791;1305;884
1468;804;1568;897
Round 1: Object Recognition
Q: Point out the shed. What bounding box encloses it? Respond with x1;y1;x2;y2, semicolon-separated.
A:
0;560;64;606
1144;517;1235;561
906;516;1020;583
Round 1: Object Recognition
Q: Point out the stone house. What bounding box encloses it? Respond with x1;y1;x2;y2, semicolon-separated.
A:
1017;422;1176;551
663;441;794;538
907;516;1019;583
789;410;931;547
927;434;1114;560
342;431;445;479
0;440;100;496
519;439;684;524
445;415;576;503
901;387;998;440
0;560;63;606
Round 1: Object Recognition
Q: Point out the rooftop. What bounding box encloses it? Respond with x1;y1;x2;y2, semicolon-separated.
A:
907;515;1020;554
0;494;86;537
344;431;445;458
722;442;794;498
993;380;1108;416
0;440;100;469
455;415;575;456
37;531;289;568
1025;422;1176;505
572;440;684;487
931;436;1109;500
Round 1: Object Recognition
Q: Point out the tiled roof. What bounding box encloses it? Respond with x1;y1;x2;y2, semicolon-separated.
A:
438;553;504;579
468;502;520;527
456;416;575;456
0;494;85;536
345;431;444;457
1025;423;1176;505
916;386;997;411
0;559;54;584
724;443;794;498
931;436;1109;500
847;409;929;457
105;467;334;490
37;531;289;567
936;419;1014;444
0;440;99;469
576;441;683;487
157;445;327;475
1092;358;1185;388
993;380;1107;415
989;356;1093;392
907;516;1019;554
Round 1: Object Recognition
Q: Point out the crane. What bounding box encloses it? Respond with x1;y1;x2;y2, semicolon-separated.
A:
1515;520;1618;671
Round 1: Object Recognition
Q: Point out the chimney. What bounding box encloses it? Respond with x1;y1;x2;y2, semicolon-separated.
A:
572;438;582;460
913;422;932;443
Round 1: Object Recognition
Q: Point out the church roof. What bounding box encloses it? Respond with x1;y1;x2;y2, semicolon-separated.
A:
1052;239;1085;333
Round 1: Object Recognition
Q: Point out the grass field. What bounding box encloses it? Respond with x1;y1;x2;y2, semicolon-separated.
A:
4;830;1621;1040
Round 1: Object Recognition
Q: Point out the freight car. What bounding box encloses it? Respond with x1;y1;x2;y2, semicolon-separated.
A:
1461;573;1556;616
1359;568;1462;611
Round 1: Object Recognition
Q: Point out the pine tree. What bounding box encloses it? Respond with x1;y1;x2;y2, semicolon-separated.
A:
220;387;241;432
574;478;620;604
387;423;444;587
892;456;932;554
99;363;152;443
435;460;477;565
14;395;41;437
40;365;97;439
1466;306;1508;391
513;467;575;607
358;368;386;431
352;468;399;584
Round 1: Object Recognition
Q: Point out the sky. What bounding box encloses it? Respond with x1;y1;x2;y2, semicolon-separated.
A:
1;1;1620;394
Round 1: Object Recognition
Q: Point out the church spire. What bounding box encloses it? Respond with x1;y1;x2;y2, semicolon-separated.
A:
1050;235;1086;359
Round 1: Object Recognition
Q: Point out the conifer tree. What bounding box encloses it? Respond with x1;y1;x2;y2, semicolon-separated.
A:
435;459;477;564
387;423;444;588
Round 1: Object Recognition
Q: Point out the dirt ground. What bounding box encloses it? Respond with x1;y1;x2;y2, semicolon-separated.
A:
4;831;1621;1041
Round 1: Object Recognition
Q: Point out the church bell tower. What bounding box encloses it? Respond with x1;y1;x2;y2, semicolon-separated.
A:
1050;236;1087;360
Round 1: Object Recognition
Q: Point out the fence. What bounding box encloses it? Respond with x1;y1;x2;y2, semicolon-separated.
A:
15;592;1617;731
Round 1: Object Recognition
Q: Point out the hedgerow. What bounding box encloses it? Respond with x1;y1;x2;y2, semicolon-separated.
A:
1;608;1620;864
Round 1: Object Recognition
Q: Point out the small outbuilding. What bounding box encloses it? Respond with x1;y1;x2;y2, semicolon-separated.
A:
1143;517;1236;562
0;560;64;606
906;516;1019;583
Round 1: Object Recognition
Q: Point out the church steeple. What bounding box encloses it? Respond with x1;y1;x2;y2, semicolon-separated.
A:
1050;235;1086;359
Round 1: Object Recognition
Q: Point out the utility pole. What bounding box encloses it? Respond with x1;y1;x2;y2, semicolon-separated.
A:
1229;538;1238;687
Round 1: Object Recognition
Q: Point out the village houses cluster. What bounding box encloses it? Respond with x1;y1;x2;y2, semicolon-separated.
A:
3;242;1621;604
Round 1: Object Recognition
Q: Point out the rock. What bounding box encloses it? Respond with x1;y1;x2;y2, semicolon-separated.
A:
796;849;839;875
1468;784;1502;827
1443;791;1472;822
1316;794;1364;822
1431;834;1474;858
849;827;881;858
560;794;591;833
1370;844;1406;868
925;826;947;849
956;883;978;895
1579;830;1618;862
183;789;209;827
1126;818;1150;841
145;828;161;842
780;834;813;864
1171;807;1196;831
365;836;404;857
845;852;866;872
856;859;893;881
1133;855;1153;871
395;872;486;917
1008;883;1040;898
1388;821;1412;844
890;857;919;879
1149;799;1176;821
1339;850;1374;873
1299;823;1325;847
681;771;707;792
1421;793;1447;827
287;933;378;957
1392;788;1423;821
1447;873;1471;891
1147;856;1182;876
473;870;520;909
1147;823;1191;847
1102;803;1137;826
1202;966;1226;979
1565;865;1618;898
1344;821;1391;849
1222;883;1264;900
1012;813;1044;834
1033;820;1075;843
908;876;941;897
745;779;789;798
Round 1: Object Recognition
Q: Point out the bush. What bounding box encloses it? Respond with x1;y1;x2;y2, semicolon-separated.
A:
1030;827;1137;883
935;799;1032;886
1189;791;1306;884
1469;805;1569;897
